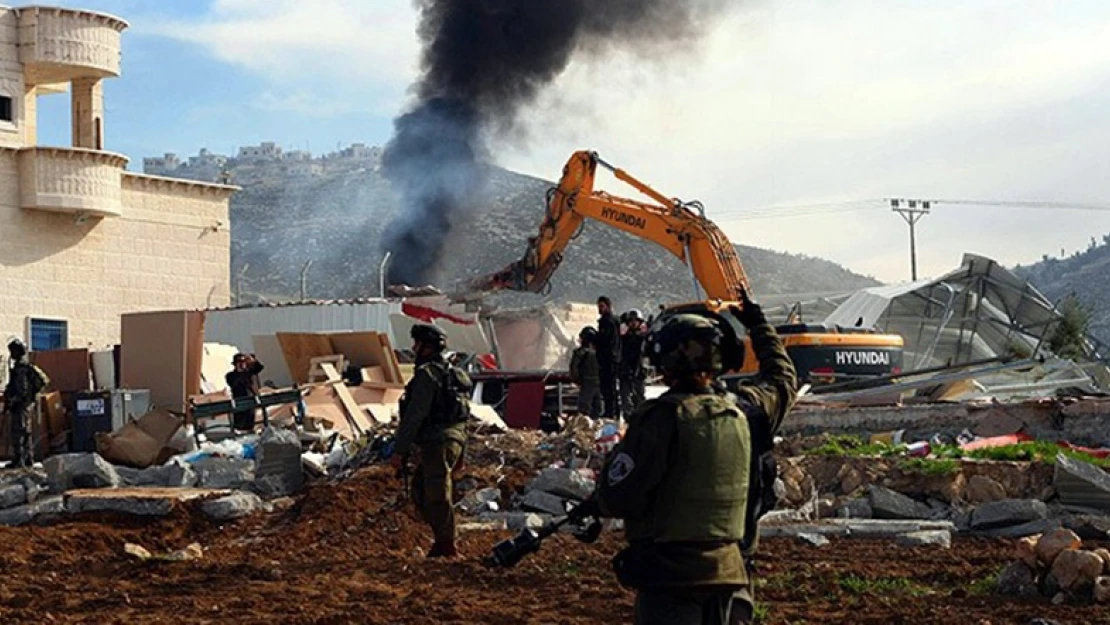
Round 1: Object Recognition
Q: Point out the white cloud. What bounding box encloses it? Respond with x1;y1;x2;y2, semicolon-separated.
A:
149;0;1110;284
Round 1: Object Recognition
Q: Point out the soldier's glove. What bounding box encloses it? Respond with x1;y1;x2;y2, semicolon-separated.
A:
732;287;767;329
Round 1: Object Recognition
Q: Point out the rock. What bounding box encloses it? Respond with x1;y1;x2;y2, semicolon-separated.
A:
796;533;829;547
1051;591;1066;605
1041;572;1061;597
964;475;1007;505
252;427;304;497
200;491;264;521
1061;514;1110;540
166;543;203;561
510;512;548;532
527;467;595;501
43;453;119;492
520;489;569;516
996;561;1038;597
0;484;26;509
817;498;838;519
192;457;254;490
868;486;930;520
459;487;501;515
837;497;873;519
1095;576;1110;604
976;519;1061;539
117;463;197;488
1035;528;1082;566
1095;549;1110;574
1050;549;1104;591
124;543;153;560
970;499;1048;530
1054;453;1110;511
0;495;64;526
838;466;864;495
895;530;951;549
65;493;175;516
1017;535;1041;569
20;477;43;504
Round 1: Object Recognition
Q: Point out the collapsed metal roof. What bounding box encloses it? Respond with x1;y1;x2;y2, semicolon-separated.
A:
823;254;1062;370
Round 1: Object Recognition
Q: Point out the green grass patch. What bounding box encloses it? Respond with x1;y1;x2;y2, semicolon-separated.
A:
932;441;1110;468
899;457;960;476
837;575;929;596
807;435;905;458
752;602;770;624
968;568;1002;596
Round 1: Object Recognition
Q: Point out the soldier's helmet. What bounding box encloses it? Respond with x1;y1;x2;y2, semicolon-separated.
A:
646;314;723;375
579;326;598;341
625;309;644;322
411;324;447;349
6;337;25;354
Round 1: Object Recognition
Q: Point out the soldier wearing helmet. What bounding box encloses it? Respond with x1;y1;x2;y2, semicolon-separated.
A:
619;309;648;415
590;289;797;625
2;339;50;468
570;326;602;418
393;323;473;558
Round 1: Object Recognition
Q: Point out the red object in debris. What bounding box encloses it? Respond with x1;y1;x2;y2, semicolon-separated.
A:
401;302;474;325
1057;441;1110;459
905;441;930;457
504;381;544;430
476;353;498;371
959;432;1034;451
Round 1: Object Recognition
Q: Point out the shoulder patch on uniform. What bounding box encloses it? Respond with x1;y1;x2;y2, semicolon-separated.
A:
607;452;636;485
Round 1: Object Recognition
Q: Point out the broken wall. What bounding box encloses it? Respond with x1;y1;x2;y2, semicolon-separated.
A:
490;303;595;371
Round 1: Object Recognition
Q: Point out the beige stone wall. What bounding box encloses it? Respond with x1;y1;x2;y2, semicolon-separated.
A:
0;9;25;150
0;153;232;348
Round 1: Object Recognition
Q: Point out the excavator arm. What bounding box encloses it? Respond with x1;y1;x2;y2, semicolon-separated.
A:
469;150;750;300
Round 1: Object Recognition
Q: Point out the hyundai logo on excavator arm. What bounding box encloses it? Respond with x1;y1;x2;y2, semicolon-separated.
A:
601;206;646;229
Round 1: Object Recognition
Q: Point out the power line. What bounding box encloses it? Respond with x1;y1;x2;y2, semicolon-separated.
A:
932;199;1110;211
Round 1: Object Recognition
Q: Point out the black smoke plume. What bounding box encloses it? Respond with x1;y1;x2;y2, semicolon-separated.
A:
382;0;735;287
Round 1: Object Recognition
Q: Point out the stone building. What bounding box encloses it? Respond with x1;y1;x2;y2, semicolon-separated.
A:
0;5;236;350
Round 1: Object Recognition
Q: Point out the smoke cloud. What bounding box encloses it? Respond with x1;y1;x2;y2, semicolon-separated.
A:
382;0;737;287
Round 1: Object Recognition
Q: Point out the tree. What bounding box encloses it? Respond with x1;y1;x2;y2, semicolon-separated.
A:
1048;294;1092;360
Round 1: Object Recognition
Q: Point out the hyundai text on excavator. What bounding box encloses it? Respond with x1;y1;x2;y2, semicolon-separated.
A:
466;151;904;384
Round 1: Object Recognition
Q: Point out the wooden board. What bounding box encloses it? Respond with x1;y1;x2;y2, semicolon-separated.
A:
303;385;357;440
364;404;394;425
308;355;346;383
328;332;385;369
276;333;335;385
377;334;404;384
360;366;386;384
321;363;371;435
200;343;239;393
184;312;205;401
121;311;189;413
30;348;90;393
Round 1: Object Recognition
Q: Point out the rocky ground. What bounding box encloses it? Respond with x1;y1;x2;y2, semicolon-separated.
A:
0;467;1107;625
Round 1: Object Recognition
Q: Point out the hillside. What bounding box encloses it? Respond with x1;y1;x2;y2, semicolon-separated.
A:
221;162;879;310
1015;236;1110;346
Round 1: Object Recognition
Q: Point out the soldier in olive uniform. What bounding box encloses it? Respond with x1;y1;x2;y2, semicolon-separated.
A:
392;324;472;558
593;290;797;625
3;339;50;468
570;327;602;418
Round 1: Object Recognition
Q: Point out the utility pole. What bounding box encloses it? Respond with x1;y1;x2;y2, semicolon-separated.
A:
890;199;931;281
300;260;313;301
235;264;250;306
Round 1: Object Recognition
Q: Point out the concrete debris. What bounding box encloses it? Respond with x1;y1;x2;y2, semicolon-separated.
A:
758;519;955;539
124;543;153;560
200;491;265;521
867;485;930;520
0;495;64;526
44;453;120;492
895;530;952;549
1051;549;1104;591
192;457;255;490
0;483;27;509
459;487;500;515
117;463;197;489
796;532;830;547
480;511;549;532
1036;528;1083;566
527;467;595;501
996;561;1038;597
519;489;569;516
65;488;229;517
1095;577;1110;604
970;499;1048;530
252;428;305;498
964;475;1007;505
974;518;1061;539
125;542;203;562
1054;453;1110;511
1062;514;1110;540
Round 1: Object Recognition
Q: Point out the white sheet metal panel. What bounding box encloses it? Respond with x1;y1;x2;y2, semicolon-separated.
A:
204;301;403;352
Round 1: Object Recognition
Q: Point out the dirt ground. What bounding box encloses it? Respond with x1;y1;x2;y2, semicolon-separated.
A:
0;468;1106;625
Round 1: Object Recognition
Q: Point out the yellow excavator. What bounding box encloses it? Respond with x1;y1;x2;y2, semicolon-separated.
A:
467;151;903;383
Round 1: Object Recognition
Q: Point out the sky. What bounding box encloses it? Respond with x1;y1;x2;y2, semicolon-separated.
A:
16;0;1110;285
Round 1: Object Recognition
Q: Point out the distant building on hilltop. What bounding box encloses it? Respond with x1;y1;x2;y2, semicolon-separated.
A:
0;5;236;348
237;141;282;161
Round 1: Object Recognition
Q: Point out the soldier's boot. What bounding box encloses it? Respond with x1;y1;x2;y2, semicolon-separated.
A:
426;540;458;558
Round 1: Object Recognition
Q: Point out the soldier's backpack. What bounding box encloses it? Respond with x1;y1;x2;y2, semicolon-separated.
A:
432;362;473;426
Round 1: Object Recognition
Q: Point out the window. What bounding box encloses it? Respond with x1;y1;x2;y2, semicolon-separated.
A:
29;318;67;352
0;96;11;122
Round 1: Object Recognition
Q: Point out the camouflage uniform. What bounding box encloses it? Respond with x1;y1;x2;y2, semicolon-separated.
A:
395;355;469;553
3;354;49;468
570;344;601;418
596;308;797;625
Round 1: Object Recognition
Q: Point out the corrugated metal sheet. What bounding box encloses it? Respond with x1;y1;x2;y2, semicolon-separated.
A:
204;302;404;351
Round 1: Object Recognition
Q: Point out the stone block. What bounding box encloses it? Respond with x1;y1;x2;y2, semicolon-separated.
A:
117;463;197;488
44;453;120;491
964;475;1007;505
527;467;595;501
0;495;65;526
996;561;1038;597
836;497;873;519
895;530;952;549
868;485;930;520
1054;453;1110;511
970;499;1048;530
192;457;254;490
1036;528;1083;567
200;491;264;521
520;489;569;516
0;483;26;509
252;428;304;497
1051;549;1104;591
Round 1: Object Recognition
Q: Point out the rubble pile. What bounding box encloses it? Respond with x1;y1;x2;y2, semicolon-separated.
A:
996;527;1110;605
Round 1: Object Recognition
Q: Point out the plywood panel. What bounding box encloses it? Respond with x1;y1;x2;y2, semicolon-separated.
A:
327;332;383;369
276;333;335;385
185;312;205;400
30;348;90;393
200;343;239;393
322;363;370;435
377;334;404;384
251;335;293;388
121;311;188;413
